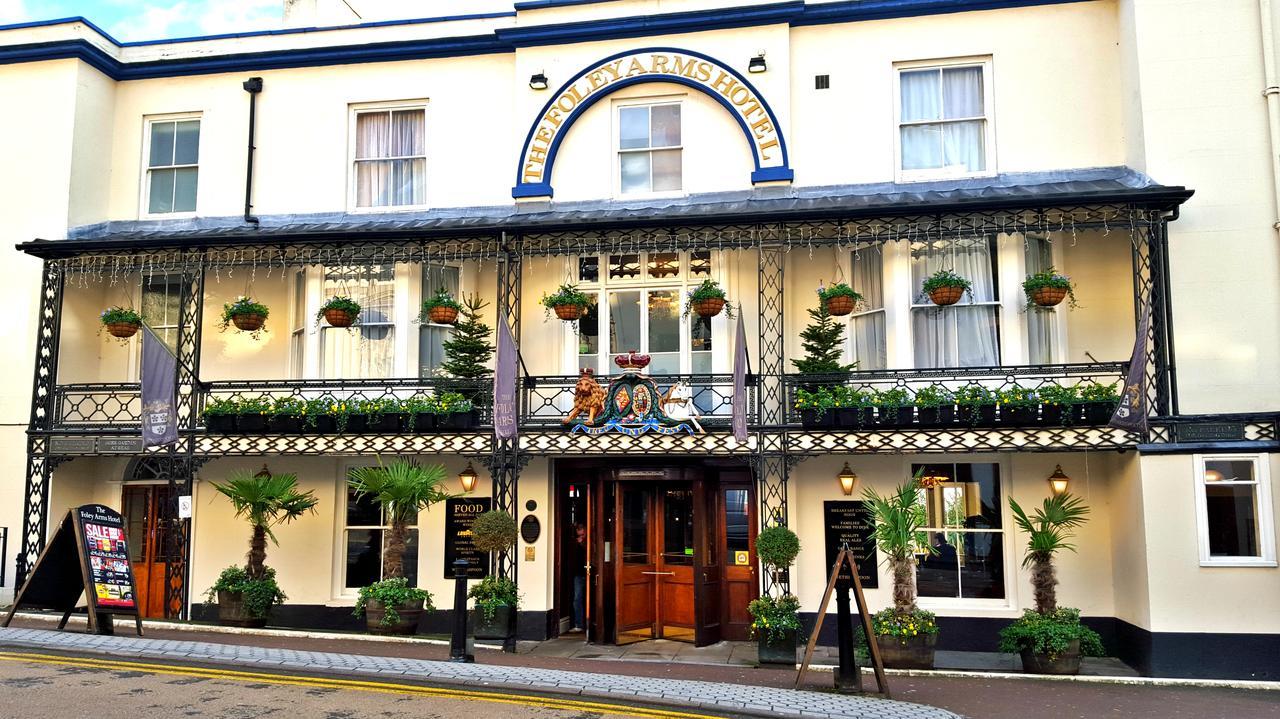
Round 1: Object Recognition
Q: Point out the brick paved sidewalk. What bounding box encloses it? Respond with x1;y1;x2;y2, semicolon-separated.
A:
0;627;960;719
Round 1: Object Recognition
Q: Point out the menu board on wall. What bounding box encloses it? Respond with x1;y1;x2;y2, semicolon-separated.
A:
823;501;879;589
443;497;492;579
78;505;137;610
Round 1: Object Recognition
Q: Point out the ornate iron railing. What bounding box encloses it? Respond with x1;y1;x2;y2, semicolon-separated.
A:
521;373;755;428
200;377;493;427
54;382;142;427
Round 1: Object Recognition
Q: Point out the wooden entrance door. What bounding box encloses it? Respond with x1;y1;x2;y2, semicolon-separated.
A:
122;485;174;618
719;474;759;641
615;483;657;643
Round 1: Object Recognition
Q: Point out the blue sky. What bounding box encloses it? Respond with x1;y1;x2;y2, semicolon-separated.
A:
0;0;285;42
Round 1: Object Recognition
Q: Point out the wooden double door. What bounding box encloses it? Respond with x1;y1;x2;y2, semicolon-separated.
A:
564;463;758;647
121;484;175;618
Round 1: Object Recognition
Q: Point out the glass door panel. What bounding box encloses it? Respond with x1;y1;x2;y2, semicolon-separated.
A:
648;290;680;375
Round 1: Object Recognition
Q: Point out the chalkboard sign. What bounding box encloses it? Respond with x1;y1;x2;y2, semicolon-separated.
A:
823;501;878;589
2;504;142;636
443;497;491;579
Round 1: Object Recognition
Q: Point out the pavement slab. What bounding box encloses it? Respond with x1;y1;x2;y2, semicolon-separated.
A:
0;626;960;719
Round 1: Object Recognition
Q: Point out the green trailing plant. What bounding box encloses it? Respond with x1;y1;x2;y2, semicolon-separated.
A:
870;607;939;646
791;301;855;374
955;385;996;425
347;458;453;579
1022;267;1079;309
913;385;954;409
1078;381;1120;404
203;397;238;418
100;306;143;326
747;593;801;643
996;386;1038;409
683;279;736;319
209;469;319;580
318;295;362;322
219;296;270;339
755;525;801;573
862;470;935;617
873;388;911;408
817;282;864;304
919;269;974;302
440;294;495;379
1009;493;1090;615
354;577;433;627
468;575;520;622
419;288;463;318
269;397;306;418
998;608;1105;660
205;566;286;620
540;283;592;320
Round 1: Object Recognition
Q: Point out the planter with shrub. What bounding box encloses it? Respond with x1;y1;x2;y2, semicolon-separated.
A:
221;296;270;339
913;386;956;428
997;386;1041;426
1078;381;1120;425
872;388;912;428
863;470;939;668
818;282;864;317
318;295;361;328
203;398;238;433
468;575;520;640
751;525;801;666
357;578;432;635
955;386;997;426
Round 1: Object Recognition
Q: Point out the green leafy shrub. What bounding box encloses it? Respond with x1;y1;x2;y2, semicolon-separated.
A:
1037;384;1080;407
318;295;362;322
540;284;592;320
747;593;801;642
205;566;287;619
873;388;911;408
270;397;305;417
683;279;736;319
998;608;1104;659
220;296;270;339
421;288;462;313
471;510;518;555
354;577;433;627
1078;381;1120;403
919;269;973;301
204;397;239;417
1022;268;1078;309
794;387;834;418
871;607;939;644
101;306;143;326
996;386;1038;408
817;282;864;303
913;386;954;409
756;525;800;571
468;575;520;621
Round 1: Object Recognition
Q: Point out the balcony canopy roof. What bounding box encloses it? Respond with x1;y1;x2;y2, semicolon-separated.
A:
18;166;1192;259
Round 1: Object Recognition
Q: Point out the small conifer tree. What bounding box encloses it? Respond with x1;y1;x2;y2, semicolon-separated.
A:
440;293;495;379
791;301;855;374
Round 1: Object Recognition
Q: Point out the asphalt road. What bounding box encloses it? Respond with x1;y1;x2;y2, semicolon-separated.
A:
0;651;718;719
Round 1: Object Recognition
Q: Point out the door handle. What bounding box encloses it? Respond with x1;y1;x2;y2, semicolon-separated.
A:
641;571;676;576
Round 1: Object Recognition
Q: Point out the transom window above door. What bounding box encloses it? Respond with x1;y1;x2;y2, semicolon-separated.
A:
618;102;682;195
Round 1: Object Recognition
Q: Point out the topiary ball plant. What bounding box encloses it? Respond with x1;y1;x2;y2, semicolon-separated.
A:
471;509;518;555
756;524;801;572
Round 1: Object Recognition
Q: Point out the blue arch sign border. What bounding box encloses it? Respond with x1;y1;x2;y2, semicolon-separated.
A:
512;46;794;199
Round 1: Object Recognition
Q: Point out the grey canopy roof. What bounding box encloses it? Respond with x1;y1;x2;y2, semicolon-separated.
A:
20;166;1191;257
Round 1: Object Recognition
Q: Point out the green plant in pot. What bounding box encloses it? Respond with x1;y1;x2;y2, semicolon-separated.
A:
101;306;144;341
206;468;318;627
348;458;453;634
318;295;361;328
541;283;592;322
683;279;735;319
817;282;864;317
750;525;801;665
1022;267;1078;310
920;269;973;307
999;493;1103;674
468;510;520;640
913;385;955;428
220;296;270;339
863;470;939;668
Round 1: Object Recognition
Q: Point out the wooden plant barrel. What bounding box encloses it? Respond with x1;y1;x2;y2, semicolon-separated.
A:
825;295;856;316
554;304;583;321
693;297;726;318
427;306;459;325
231;313;265;332
106;321;140;339
928;286;964;306
324;309;357;327
1030;286;1068;308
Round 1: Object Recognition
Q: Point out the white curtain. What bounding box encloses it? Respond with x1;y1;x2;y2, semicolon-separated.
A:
356;109;425;207
1024;234;1057;364
419;265;460;377
322;265;396;378
912;237;999;368
900;67;985;173
851;244;887;370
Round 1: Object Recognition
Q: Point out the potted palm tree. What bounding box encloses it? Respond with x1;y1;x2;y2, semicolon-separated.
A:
749;525;801;665
999;493;1104;674
205;468;318;627
348;458;453;634
468;510;520;640
863;471;939;668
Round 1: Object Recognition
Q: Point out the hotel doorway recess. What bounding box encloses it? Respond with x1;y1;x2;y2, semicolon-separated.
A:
556;462;758;647
121;484;175;618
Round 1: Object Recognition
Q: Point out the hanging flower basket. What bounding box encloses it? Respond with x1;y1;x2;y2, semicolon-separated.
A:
818;283;864;317
1023;269;1078;310
683;279;735;319
232;314;265;331
100;306;143;340
420;288;462;325
220;296;270;338
318;296;361;328
920;270;973;307
540;283;591;323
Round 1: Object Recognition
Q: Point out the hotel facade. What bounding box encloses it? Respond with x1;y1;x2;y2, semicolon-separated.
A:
0;0;1277;680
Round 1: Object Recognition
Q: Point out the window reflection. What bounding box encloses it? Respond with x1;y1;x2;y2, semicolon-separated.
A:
913;463;1005;599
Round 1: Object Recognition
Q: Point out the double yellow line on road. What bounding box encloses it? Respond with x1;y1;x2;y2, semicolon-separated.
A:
0;650;724;719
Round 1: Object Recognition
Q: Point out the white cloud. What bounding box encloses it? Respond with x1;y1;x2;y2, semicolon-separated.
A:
0;0;29;25
197;0;281;36
107;0;282;42
110;2;191;41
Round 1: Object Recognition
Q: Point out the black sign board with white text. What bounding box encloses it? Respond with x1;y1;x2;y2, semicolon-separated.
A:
443;497;492;579
823;501;879;589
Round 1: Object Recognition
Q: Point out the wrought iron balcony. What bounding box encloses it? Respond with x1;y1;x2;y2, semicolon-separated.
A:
521;372;754;429
53;382;142;429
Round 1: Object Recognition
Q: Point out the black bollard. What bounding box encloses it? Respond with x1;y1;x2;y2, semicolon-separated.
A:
833;582;861;692
449;559;473;663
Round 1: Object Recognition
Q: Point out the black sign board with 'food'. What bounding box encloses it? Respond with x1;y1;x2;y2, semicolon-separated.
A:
443;497;492;579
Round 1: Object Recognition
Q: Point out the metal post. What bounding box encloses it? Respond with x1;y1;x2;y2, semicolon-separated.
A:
450;559;473;663
834;583;861;692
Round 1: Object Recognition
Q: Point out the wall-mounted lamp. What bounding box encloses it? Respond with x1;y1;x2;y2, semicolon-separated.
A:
838;462;858;496
458;462;479;493
254;464;271;479
529;72;549;90
1047;465;1071;496
748;54;767;74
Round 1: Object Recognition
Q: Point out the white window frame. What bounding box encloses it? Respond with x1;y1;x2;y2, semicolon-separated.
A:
293;264;412;380
892;57;996;183
613;96;685;199
334;461;422;599
908;455;1015;611
1194;454;1277;567
411;261;466;378
140;113;201;219
347;100;430;213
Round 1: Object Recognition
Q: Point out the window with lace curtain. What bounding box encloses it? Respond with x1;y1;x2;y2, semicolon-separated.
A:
351;105;426;209
849;244;887;370
321;265;396;379
911;237;1001;368
1024;233;1059;364
896;60;993;181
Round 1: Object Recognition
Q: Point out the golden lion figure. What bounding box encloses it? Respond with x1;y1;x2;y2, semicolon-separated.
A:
563;368;606;425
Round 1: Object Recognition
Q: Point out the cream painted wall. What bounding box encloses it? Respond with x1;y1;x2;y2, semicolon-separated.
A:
201;272;295;380
1108;451;1151;629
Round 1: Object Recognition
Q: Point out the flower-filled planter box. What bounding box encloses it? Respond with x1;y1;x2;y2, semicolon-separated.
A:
915;405;956;428
798;408;834;428
999;405;1041;426
438;408;480;430
876;405;914;428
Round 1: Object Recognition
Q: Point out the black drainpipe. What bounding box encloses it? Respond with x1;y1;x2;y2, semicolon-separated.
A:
242;77;263;225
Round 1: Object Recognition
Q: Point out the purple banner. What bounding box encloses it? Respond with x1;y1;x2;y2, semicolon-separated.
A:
493;314;518;440
1109;303;1151;433
732;313;748;442
140;325;178;447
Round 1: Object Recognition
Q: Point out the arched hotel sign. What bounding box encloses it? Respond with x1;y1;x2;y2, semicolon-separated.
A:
512;47;794;198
